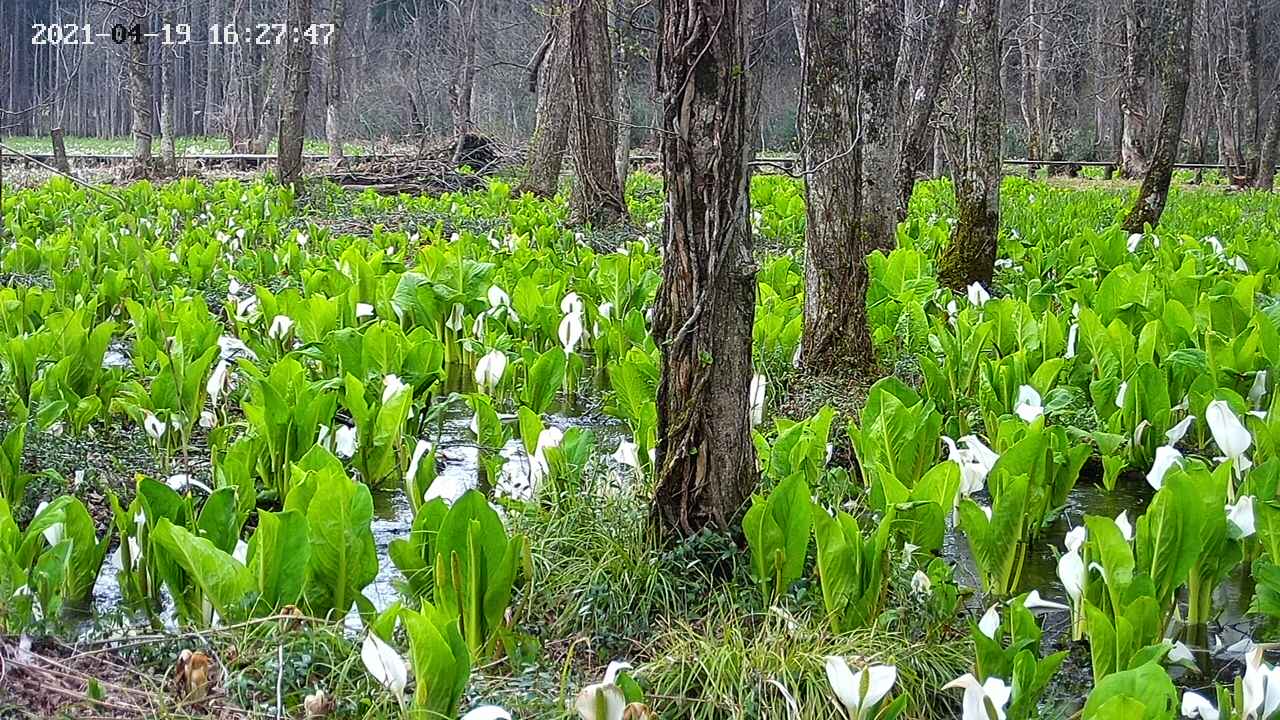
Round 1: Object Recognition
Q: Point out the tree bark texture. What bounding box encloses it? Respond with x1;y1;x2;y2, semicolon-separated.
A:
612;0;634;188
1122;0;1195;232
326;0;347;161
799;0;873;371
160;10;178;171
1257;79;1280;190
518;4;573;198
278;0;314;191
1120;0;1152;177
205;0;224;136
858;0;903;252
897;0;960;217
938;0;1002;290
568;0;627;225
449;0;479;163
127;3;153;176
651;0;758;537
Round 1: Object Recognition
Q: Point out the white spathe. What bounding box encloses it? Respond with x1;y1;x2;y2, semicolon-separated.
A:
1206;399;1252;462
1147;445;1184;490
824;656;897;720
1022;589;1069;612
966;282;991;307
559;310;584;354
1014;385;1044;422
462;707;512;720
267;314;294;340
1166;415;1195;446
1114;511;1134;542
474;350;508;393
749;374;767;427
382;374;408;403
943;673;1012;720
978;605;1000;638
1181;691;1219;720
334;425;358;458
143;412;167;440
361;633;407;696
1227;496;1257;540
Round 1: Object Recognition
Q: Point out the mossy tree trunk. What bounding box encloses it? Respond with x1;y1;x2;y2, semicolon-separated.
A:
518;3;573;198
1122;0;1195;233
568;0;627;225
798;0;872;371
651;0;757;537
938;0;1002;291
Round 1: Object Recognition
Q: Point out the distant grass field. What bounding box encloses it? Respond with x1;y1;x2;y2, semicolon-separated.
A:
0;135;368;156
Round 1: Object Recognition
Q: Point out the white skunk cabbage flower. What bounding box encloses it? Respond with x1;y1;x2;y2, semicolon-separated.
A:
978;605;1000;638
382;374;408;403
559;309;584;354
966;282;990;307
1227;496;1256;540
1166;415;1195;446
824;656;897;720
33;501;63;546
943;435;999;497
267;314;294;340
1206;400;1252;464
487;285;511;309
1022;589;1069;612
1146;445;1183;490
910;570;932;597
749;373;767;427
207;359;231;405
334;425;358;458
474;350;507;393
1058;529;1086;610
361;633;407;696
944;674;1012;720
613;440;642;471
143;412;167;440
1064;323;1078;359
1013;385;1044;423
1114;511;1134;542
355;302;375;318
574;661;632;720
1181;690;1220;720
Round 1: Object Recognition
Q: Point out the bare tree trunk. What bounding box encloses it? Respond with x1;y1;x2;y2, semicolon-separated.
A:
790;0;807;66
326;0;346;162
160;10;177;171
50;128;71;175
1120;0;1151;177
249;51;282;154
938;0;1002;289
517;3;572;198
449;0;479;163
205;0;224;136
651;0;757;537
799;0;873;370
127;2;153;176
1123;0;1195;232
278;0;314;191
1259;96;1280;190
612;0;634;188
568;0;627;225
859;0;903;251
897;0;960;217
1239;0;1260;181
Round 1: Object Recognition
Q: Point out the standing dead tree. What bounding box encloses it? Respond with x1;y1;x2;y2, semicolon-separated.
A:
651;0;757;536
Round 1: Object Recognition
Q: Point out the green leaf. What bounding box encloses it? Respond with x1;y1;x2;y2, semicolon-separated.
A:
151;519;253;623
246;509;310;610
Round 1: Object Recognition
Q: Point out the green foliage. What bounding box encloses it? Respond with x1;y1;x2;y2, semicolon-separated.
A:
742;474;812;604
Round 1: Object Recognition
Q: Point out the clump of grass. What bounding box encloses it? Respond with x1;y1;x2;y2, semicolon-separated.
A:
640;605;969;720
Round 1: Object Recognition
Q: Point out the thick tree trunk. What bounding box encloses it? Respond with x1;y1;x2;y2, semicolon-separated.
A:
127;4;153;176
517;4;572;198
1120;0;1151;177
568;0;627;225
799;0;873;371
326;0;346;161
278;0;314;192
938;0;1002;290
449;0;479;164
897;0;960;217
1122;0;1195;232
160;11;178;172
651;0;757;537
859;0;903;252
1239;0;1260;181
